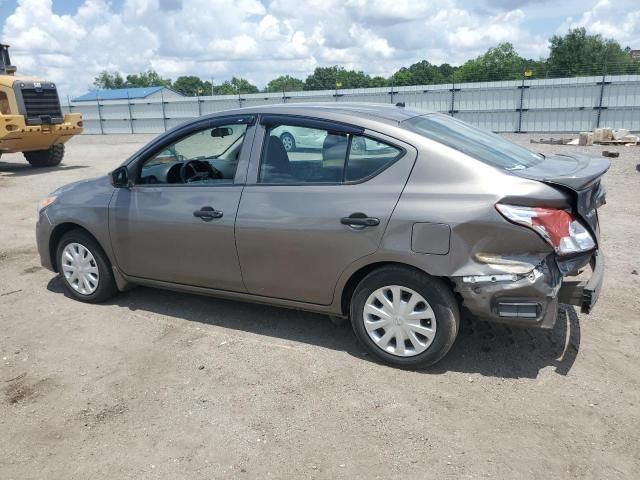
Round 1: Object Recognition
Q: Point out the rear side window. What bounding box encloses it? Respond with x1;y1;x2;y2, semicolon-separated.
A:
346;136;402;182
402;114;543;171
258;123;402;184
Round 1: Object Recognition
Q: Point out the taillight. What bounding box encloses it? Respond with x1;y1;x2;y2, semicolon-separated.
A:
495;203;595;255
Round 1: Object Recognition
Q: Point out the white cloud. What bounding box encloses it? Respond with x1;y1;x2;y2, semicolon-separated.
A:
562;0;640;48
1;0;638;98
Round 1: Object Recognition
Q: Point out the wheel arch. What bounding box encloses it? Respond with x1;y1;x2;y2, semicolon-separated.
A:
48;222;104;273
339;261;456;316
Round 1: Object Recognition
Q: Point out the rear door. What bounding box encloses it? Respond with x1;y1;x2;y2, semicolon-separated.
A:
235;115;416;305
109;115;255;291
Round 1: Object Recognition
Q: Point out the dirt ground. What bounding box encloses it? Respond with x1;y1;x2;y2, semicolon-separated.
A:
1;133;639;479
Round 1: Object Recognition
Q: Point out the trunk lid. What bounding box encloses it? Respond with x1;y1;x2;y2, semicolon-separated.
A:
512;153;610;237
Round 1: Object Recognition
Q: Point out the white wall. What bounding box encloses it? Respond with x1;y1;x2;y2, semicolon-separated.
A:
64;75;640;134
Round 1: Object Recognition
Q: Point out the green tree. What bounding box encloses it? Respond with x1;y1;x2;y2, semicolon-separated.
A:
125;69;172;88
304;66;339;90
93;71;126;89
172;76;213;96
456;43;526;82
338;69;371;88
93;69;172;89
547;27;640;77
265;75;305;93
368;76;388;88
389;68;414;86
304;66;373;90
390;60;452;86
214;77;259;95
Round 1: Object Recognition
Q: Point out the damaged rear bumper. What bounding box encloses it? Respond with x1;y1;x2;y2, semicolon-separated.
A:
558;251;604;314
453;250;603;329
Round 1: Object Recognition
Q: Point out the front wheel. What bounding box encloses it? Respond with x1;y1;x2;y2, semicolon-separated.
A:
350;266;459;369
24;144;64;167
56;229;118;303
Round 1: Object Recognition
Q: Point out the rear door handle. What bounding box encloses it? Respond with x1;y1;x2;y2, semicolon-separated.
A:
194;206;223;221
340;213;380;227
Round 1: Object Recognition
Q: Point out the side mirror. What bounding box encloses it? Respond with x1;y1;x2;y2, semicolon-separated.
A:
211;127;233;138
110;166;130;188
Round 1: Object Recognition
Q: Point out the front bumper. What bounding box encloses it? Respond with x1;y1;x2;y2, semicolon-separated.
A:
36;210;55;272
454;250;603;328
0;113;83;153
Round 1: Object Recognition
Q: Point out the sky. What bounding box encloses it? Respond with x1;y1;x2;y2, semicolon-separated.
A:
0;0;639;98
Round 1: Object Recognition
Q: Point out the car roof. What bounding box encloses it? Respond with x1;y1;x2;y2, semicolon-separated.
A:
211;102;430;127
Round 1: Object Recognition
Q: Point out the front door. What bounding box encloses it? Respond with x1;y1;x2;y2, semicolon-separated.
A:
235;116;416;305
109;116;254;291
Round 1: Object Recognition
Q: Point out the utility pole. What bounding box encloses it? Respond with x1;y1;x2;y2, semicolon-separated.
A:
126;91;134;133
390;76;395;104
96;94;104;134
160;89;167;131
449;72;456;117
596;59;609;129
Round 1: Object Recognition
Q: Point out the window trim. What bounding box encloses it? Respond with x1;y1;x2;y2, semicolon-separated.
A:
260;114;364;135
131;115;255;187
255;120;406;186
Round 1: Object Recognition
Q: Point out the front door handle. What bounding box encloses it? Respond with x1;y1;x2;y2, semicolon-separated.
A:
194;206;223;221
340;213;380;228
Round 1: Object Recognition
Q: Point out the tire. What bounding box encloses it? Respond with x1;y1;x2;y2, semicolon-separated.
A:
56;229;118;303
350;266;459;369
280;132;296;151
24;144;64;167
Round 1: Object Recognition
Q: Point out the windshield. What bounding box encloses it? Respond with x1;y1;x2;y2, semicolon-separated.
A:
402;114;543;170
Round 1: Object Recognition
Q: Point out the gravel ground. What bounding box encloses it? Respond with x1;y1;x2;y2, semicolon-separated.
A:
1;133;639;479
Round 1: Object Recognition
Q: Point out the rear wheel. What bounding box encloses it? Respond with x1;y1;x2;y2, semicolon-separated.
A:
280;132;296;151
350;266;459;369
56;229;117;303
24;144;64;167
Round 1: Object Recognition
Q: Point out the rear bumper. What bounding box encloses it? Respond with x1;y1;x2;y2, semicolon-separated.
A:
558;251;604;314
0;113;83;153
453;250;603;328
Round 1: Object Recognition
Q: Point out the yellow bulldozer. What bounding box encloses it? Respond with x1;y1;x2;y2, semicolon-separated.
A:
0;43;83;167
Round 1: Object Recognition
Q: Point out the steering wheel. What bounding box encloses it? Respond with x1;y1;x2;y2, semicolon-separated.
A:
180;159;223;183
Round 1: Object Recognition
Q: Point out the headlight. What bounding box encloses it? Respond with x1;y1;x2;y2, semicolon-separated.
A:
37;195;57;214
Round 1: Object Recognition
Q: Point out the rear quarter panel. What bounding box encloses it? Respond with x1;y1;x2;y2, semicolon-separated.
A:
379;134;566;277
329;131;570;310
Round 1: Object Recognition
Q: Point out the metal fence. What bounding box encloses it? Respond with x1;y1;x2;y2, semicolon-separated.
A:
64;74;640;134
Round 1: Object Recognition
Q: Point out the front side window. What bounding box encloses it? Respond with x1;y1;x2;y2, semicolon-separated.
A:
139;123;248;184
258;123;402;184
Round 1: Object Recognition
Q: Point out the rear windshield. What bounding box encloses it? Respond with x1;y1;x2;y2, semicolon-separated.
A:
402;114;543;170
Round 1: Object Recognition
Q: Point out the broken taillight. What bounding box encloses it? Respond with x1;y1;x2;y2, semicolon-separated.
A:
495;203;595;255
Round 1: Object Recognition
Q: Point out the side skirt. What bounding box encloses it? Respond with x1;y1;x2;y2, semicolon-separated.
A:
117;270;345;317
